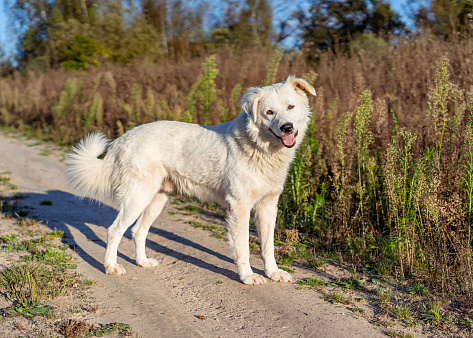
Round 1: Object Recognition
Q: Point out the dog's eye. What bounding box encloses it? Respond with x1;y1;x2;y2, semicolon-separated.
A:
288;105;295;110
267;110;274;115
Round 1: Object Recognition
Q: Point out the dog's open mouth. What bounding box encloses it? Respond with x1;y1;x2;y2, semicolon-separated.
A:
270;129;299;148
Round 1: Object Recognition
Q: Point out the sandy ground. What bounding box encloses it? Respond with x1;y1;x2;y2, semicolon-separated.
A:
0;132;392;337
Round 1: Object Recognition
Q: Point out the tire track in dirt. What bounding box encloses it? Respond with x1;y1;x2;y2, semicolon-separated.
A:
0;132;389;337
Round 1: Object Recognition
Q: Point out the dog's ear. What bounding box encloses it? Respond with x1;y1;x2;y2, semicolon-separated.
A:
241;87;262;123
285;75;316;97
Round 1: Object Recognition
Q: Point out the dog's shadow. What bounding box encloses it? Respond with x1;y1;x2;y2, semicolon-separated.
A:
1;190;265;281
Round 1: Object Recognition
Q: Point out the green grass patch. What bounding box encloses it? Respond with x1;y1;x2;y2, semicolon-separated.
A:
279;266;295;273
406;282;428;295
23;247;72;265
179;205;200;215
325;292;351;305
49;230;64;238
298;277;327;287
336;278;362;290
391;304;414;320
307;255;327;269
459;318;473;330
277;257;294;266
386;330;415;338
421;303;448;325
0;263;52;317
186;220;218;230
373;289;392;303
82;278;97;286
350;306;366;314
212;232;227;240
0;233;20;243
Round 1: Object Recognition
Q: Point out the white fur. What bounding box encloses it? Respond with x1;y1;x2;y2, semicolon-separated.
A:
65;76;316;285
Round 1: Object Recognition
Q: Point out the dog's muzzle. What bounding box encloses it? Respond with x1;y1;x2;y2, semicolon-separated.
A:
269;129;298;148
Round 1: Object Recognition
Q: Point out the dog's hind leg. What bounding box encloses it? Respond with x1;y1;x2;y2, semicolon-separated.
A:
132;192;168;268
255;193;292;283
104;183;157;275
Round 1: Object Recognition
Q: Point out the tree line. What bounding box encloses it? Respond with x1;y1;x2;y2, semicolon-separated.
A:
1;0;472;73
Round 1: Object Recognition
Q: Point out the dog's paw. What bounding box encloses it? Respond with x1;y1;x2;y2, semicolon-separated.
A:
241;273;267;285
137;258;159;269
267;269;293;282
105;263;127;275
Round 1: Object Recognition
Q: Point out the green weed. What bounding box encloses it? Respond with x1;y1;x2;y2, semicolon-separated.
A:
187;220;217;230
386;330;415;338
326;292;351;305
350;306;366;314
263;47;284;86
406;282;428;296
298;277;327;287
277;257;294;266
179;205;200;215
187;55;219;125
0;233;19;243
212;232;227;241
307;254;327;269
279;266;295;273
24;247;72;265
459;318;473;330
0;263;51;317
82;278;96;286
249;238;260;250
336;278;362;290
374;289;392;303
421;303;448;325
49;230;64;238
391;304;414;320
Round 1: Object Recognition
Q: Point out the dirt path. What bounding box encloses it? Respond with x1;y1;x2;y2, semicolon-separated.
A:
0;132;389;337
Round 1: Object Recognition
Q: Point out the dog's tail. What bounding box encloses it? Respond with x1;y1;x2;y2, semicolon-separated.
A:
65;133;112;202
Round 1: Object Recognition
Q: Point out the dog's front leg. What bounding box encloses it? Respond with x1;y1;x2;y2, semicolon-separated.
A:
255;194;293;282
227;202;267;285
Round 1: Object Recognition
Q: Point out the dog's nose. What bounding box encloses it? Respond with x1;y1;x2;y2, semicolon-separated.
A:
280;123;294;134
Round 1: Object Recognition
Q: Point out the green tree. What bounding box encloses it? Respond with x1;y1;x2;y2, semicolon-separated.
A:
7;0;99;69
141;0;169;55
370;0;404;33
414;0;473;37
211;0;273;49
60;35;110;70
7;0;274;69
295;0;404;53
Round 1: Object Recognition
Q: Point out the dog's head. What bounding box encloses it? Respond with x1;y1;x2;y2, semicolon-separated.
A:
241;76;316;149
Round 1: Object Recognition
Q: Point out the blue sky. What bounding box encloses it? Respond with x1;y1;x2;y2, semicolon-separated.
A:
0;0;411;60
0;0;7;56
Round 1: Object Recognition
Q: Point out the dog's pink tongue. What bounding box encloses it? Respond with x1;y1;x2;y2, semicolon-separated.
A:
281;133;296;146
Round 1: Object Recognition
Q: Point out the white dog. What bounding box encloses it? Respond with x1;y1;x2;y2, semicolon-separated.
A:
66;76;315;285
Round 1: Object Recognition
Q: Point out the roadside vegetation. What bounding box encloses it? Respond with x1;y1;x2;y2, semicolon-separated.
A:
0;173;132;337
